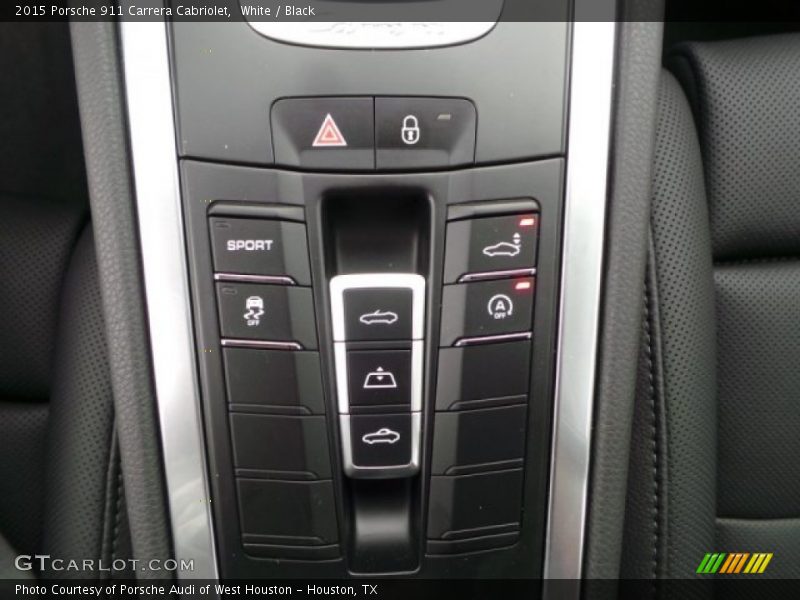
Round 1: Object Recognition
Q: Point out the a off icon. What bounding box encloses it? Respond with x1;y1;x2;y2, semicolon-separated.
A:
487;294;514;320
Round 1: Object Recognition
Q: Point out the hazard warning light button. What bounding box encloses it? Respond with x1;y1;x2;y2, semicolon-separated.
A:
271;97;375;170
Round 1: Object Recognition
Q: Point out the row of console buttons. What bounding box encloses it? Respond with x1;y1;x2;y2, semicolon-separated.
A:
210;211;540;348
271;96;476;171
427;208;539;555
427;345;531;555
209;212;339;561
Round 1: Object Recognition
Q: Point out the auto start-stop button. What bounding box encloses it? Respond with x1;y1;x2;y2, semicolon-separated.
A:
209;217;311;285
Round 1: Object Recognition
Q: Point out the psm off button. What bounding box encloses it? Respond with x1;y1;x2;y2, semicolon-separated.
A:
209;217;311;285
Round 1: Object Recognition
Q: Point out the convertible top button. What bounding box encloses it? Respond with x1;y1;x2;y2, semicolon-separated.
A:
348;414;412;469
342;288;413;341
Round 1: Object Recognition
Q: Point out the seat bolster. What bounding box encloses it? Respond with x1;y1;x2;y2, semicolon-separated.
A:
40;226;118;579
623;72;719;584
668;34;800;261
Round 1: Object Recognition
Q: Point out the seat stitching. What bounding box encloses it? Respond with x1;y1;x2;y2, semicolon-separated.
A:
644;271;660;591
111;459;122;563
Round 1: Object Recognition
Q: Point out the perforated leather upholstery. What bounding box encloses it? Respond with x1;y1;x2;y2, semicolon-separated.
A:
624;33;800;587
0;22;126;579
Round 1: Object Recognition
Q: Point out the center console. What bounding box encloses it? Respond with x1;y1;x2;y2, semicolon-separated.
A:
181;144;560;578
119;0;616;588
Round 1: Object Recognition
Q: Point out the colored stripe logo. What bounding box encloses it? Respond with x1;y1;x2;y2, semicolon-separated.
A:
697;552;773;574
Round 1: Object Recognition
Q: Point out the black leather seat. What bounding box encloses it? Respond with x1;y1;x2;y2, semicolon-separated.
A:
0;23;124;579
623;33;800;586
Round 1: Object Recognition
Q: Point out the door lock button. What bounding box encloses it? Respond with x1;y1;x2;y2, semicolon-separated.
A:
375;97;477;170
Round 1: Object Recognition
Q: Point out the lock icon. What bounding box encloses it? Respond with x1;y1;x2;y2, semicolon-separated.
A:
401;115;421;145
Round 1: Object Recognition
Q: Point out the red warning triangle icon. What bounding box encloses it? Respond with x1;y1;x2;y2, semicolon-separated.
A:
312;113;347;147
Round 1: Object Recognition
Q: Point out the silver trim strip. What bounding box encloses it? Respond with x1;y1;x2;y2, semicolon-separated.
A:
543;22;616;585
333;342;349;414
458;267;537;283
340;413;422;479
120;22;218;578
453;331;533;347
214;273;296;285
246;21;498;50
410;339;424;413
221;338;304;351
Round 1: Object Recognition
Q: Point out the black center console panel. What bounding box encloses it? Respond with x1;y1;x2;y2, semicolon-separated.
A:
170;18;569;168
171;8;570;579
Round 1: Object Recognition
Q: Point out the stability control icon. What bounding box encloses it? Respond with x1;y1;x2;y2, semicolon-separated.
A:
243;296;265;327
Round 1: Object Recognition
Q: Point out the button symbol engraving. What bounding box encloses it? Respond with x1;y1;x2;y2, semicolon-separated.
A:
312;113;347;147
363;367;398;389
401;115;421;145
483;232;522;258
243;296;265;327
362;427;401;445
226;239;274;252
359;309;399;326
487;294;513;320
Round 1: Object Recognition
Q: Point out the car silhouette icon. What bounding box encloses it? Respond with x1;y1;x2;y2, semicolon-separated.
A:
361;428;401;445
482;241;522;258
359;309;399;326
245;296;264;311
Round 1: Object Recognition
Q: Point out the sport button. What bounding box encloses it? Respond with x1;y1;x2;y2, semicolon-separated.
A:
209;217;311;284
271;97;375;170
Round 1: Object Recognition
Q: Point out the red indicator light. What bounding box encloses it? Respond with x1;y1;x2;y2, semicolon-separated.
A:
519;216;536;227
515;281;532;291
